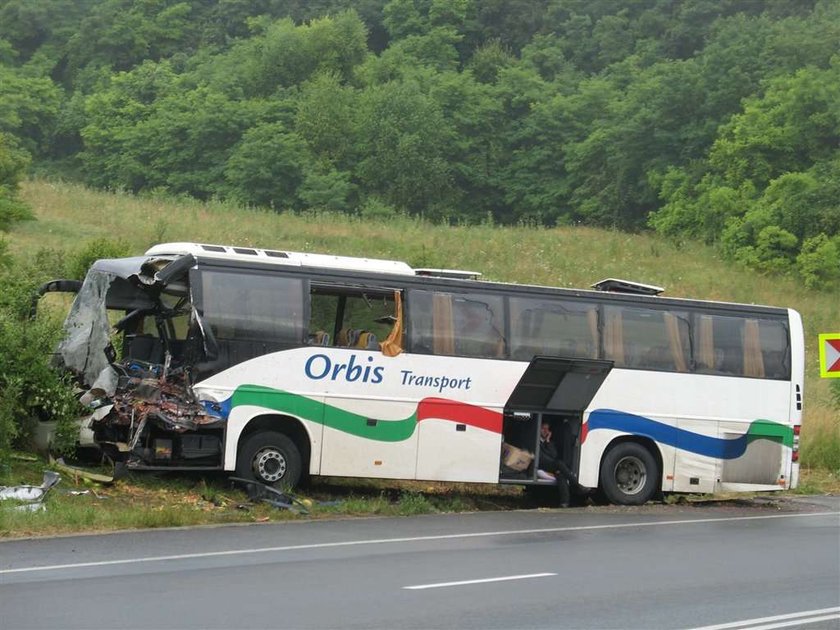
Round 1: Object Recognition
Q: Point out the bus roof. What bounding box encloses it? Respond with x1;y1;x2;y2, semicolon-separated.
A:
144;242;416;276
142;242;789;316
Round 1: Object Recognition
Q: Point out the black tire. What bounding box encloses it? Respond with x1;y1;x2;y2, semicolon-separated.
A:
236;431;303;489
599;442;659;506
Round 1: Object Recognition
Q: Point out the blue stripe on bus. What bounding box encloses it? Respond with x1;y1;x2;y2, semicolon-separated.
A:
587;410;790;459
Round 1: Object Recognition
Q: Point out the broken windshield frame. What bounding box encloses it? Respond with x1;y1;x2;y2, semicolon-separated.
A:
54;254;206;389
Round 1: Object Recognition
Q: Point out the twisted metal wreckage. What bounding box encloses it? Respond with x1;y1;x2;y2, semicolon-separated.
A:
47;253;229;470
0;471;61;511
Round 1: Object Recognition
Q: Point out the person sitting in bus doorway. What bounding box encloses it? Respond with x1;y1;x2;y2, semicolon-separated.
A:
538;421;560;477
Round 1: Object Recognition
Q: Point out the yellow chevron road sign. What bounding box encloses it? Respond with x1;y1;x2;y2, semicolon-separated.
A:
819;333;840;378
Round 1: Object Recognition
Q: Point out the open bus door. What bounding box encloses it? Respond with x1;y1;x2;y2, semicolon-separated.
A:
500;357;612;496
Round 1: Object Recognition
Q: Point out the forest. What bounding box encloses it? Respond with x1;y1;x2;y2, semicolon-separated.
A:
0;0;838;287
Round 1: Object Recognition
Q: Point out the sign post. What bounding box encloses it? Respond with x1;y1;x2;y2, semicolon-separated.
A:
818;333;840;378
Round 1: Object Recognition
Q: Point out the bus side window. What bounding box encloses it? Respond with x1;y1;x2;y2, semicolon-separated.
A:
509;297;598;361
407;289;506;359
309;286;395;352
604;306;690;372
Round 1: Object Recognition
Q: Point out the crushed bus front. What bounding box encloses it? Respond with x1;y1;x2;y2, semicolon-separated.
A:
48;253;228;470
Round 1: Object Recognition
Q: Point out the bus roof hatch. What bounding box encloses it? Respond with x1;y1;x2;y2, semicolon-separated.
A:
591;278;664;295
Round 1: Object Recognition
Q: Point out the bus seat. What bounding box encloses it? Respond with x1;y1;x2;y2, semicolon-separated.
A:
337;328;348;346
355;331;378;350
309;330;331;346
337;328;359;347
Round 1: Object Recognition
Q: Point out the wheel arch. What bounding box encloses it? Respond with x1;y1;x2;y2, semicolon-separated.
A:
237;414;313;474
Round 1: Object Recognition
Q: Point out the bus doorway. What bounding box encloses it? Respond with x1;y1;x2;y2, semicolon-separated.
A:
500;357;612;490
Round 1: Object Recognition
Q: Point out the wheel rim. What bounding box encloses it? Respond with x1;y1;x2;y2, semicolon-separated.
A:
613;455;647;495
253;447;287;483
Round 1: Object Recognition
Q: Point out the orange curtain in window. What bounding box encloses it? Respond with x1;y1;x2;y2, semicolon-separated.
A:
664;312;688;372
432;293;455;355
604;309;625;365
743;319;765;378
697;315;714;370
380;291;404;357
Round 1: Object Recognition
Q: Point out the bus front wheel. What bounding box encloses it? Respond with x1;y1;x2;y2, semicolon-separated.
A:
599;442;659;506
236;431;303;489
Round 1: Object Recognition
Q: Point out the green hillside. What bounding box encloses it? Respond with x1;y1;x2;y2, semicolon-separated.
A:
7;180;838;469
1;1;838;287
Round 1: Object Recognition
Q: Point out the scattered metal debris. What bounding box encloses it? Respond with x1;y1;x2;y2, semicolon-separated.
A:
230;477;310;515
50;457;115;485
0;471;61;511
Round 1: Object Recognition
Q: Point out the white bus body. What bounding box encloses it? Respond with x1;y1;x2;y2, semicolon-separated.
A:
51;243;803;505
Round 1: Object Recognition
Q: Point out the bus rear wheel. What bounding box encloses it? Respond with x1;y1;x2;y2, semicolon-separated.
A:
236;431;303;489
599;442;659;506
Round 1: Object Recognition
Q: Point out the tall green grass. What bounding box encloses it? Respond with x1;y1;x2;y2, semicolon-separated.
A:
11;179;840;470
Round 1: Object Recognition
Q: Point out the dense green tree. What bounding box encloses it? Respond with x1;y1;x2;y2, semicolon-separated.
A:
80;61;179;190
426;69;506;220
653;62;839;280
224;122;311;208
355;79;453;216
295;72;359;170
217;12;368;98
710;65;840;189
0;133;32;231
0;64;62;155
65;0;196;74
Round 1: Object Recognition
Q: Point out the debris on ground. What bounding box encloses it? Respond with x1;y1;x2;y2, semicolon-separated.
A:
230;477;310;515
50;456;115;485
11;454;38;462
0;471;61;511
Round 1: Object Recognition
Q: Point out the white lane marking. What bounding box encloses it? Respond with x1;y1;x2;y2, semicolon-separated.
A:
686;607;840;630
404;572;556;590
1;511;837;576
746;614;840;630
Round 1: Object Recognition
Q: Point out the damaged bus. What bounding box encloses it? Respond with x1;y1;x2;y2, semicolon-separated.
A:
43;242;804;505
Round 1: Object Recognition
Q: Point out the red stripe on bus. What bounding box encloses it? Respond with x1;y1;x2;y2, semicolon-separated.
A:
416;398;503;434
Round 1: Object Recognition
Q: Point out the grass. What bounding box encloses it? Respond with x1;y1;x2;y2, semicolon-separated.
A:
799;404;840;472
791;468;840;495
1;456;836;539
0;457;526;539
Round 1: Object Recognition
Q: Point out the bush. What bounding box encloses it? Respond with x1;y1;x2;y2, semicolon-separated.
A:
359;196;401;220
0;314;81;457
797;234;840;289
66;237;131;281
0;243;121;465
0;133;33;231
298;169;354;213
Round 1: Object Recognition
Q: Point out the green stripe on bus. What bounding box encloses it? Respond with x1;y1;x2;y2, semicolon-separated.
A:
747;419;794;448
231;385;417;442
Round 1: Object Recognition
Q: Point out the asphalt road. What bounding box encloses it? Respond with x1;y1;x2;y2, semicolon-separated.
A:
1;496;838;630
